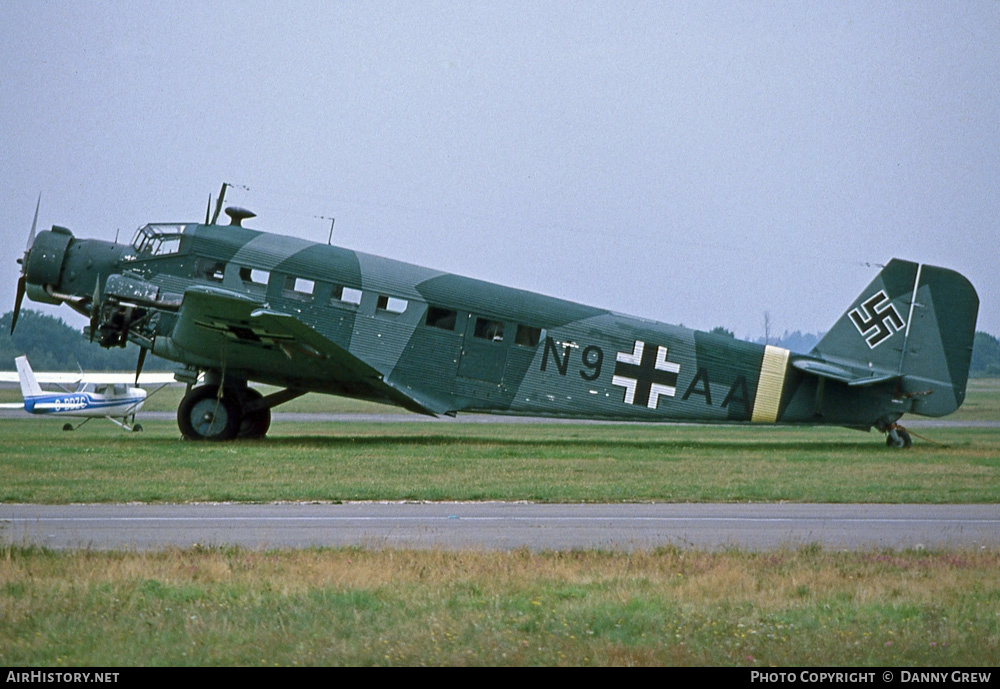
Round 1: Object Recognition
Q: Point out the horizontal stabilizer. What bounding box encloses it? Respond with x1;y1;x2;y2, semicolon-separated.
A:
791;358;900;387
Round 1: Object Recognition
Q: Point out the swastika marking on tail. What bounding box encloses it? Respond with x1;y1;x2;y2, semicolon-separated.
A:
848;290;905;348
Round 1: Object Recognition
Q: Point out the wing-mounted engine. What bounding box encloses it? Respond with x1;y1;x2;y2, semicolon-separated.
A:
88;273;182;349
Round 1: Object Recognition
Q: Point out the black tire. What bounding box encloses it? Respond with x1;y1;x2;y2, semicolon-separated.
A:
885;428;913;449
178;385;241;441
133;424;143;433
62;423;73;431
238;388;271;439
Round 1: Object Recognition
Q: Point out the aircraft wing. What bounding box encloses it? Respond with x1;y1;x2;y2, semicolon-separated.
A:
0;371;176;386
170;285;451;416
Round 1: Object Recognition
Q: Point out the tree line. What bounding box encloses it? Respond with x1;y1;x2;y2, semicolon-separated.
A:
0;310;171;372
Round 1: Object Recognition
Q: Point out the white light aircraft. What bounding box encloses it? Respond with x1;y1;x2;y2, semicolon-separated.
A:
0;356;174;431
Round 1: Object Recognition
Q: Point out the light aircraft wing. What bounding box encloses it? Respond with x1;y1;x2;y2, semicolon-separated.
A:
0;371;176;386
170;285;451;416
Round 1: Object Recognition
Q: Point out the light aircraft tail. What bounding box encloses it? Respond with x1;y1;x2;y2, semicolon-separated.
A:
806;259;978;417
15;356;44;400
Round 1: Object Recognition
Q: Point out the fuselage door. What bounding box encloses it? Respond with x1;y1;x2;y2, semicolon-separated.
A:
457;315;509;383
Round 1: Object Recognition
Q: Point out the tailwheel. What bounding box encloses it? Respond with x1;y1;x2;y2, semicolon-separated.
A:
238;387;271;439
885;425;913;449
178;385;242;441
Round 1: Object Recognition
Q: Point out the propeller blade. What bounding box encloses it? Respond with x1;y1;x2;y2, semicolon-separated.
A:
27;193;40;251
89;279;101;343
205;194;212;225
12;194;41;335
135;347;147;386
11;275;26;334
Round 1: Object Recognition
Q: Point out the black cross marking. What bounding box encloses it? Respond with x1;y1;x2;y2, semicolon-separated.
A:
195;319;295;346
612;341;680;409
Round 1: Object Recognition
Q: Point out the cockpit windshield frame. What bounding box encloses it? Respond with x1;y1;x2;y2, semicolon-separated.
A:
131;224;187;256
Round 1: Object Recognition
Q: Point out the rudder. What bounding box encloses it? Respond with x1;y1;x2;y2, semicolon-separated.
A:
15;356;44;399
811;259;978;417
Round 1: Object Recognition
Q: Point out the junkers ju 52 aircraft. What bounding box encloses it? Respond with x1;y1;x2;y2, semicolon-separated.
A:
10;189;978;446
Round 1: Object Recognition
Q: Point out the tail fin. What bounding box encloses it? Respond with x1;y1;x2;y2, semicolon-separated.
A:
810;259;978;417
15;356;44;399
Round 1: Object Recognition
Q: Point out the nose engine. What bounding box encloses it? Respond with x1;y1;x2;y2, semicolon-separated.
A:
23;226;74;291
15;224;129;327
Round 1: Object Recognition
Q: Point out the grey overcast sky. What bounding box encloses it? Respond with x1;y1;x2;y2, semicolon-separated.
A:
2;1;997;341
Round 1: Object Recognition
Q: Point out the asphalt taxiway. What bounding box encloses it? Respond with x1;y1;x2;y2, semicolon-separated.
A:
2;503;997;551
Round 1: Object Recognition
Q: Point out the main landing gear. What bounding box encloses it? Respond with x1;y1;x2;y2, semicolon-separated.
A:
177;379;302;441
178;385;244;440
61;416;142;432
885;424;913;449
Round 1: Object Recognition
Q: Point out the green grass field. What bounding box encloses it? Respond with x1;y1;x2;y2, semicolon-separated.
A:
1;379;998;504
1;420;998;504
2;546;998;666
1;381;997;666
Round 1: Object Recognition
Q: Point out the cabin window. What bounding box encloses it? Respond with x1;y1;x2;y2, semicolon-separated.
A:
515;324;541;347
473;317;504;342
282;276;315;301
330;286;362;306
376;295;408;314
425;306;457;331
196;258;225;282
239;267;269;286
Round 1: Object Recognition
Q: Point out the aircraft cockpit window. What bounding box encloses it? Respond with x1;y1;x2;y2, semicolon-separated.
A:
473;318;505;342
150;236;181;256
425;306;457;331
376;295;408;314
94;384;108;395
515;325;541;347
131;225;185;255
112;384;127;396
283;276;315;301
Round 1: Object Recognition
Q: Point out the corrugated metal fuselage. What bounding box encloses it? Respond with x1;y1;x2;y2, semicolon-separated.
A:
135;224;898;427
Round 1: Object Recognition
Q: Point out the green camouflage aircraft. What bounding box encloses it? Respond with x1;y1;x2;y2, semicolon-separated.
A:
11;193;978;446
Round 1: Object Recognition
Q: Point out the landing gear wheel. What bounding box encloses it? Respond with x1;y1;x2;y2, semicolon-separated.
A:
132;424;143;433
62;423;73;431
178;385;241;441
238;388;271;439
886;427;912;449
